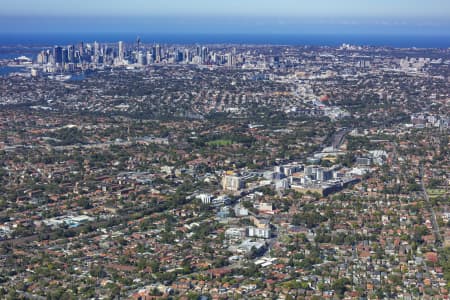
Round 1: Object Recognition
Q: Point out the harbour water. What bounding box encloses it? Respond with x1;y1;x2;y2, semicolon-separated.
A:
0;33;449;48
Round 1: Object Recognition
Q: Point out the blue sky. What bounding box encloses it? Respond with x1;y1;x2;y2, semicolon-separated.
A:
2;0;450;18
1;0;450;34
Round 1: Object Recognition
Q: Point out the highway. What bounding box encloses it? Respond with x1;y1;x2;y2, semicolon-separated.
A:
331;128;352;149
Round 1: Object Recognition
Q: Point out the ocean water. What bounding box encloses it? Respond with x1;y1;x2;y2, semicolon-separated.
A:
0;32;449;48
0;66;28;77
0;53;21;60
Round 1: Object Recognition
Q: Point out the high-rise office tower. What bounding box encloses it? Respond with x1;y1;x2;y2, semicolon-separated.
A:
62;48;69;64
226;53;234;67
155;44;161;62
78;42;84;58
201;47;209;64
118;41;124;62
137;52;144;65
184;49;190;63
53;46;63;64
177;50;184;62
147;51;153;64
93;41;100;63
136;37;141;53
94;42;99;56
37;52;46;64
67;45;75;63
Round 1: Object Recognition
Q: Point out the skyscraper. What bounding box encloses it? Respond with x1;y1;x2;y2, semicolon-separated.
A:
136;36;141;53
155;44;161;63
62;48;69;64
137;51;144;65
146;51;152;64
201;47;208;64
226;53;234;67
93;41;100;64
118;41;124;62
94;41;99;56
53;46;63;64
67;45;75;63
78;42;84;58
184;49;190;63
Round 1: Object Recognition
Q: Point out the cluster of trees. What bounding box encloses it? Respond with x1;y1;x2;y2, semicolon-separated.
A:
292;211;328;229
346;136;378;151
48;127;86;146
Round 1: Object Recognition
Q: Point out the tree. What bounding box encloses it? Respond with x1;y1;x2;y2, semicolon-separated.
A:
292;211;327;228
106;282;121;299
149;260;160;273
77;197;93;209
332;277;351;299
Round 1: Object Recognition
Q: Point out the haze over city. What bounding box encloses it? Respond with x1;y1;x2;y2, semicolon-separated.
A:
1;0;450;35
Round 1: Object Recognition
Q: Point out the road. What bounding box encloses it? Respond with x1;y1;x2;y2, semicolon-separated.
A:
392;143;442;246
51;137;168;151
16;291;46;300
419;165;443;247
331;128;352;149
391;141;403;185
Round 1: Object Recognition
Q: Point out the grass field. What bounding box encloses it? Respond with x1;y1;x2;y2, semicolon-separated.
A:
427;189;447;199
207;139;234;146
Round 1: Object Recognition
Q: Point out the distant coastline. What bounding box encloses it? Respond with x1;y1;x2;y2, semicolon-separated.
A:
0;32;450;48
